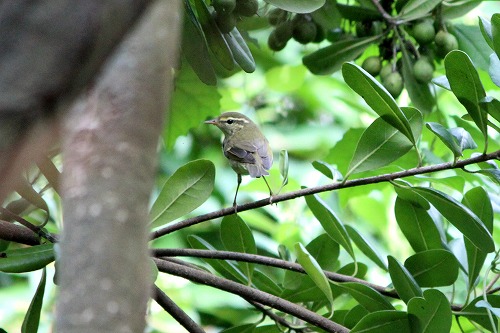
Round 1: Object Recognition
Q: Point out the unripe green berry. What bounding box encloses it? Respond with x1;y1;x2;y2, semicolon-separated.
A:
435;30;458;55
412;20;436;45
214;11;236;33
292;21;317;44
362;56;382;76
213;0;236;14
382;72;404;98
268;30;288;51
274;21;293;42
413;58;434;83
268;8;287;26
379;63;393;80
235;0;258;17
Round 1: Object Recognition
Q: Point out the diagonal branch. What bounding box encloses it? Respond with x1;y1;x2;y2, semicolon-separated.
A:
152;284;206;333
151;150;500;239
153;258;349;333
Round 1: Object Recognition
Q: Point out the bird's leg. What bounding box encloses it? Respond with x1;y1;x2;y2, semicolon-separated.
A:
233;173;242;212
262;176;274;205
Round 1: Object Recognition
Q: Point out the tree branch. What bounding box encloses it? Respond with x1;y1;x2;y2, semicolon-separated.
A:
152;284;206;333
152;150;500;239
153;258;350;333
152;248;397;298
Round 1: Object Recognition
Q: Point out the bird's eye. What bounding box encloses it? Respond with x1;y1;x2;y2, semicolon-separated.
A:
226;119;234;124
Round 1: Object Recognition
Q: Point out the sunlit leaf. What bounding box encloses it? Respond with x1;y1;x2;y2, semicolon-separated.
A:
491;13;500;58
489;53;500;88
404;249;459;287
295;243;334;311
408;289;452;333
165;63;221;149
150;160;215;228
346;107;421;177
478;16;494;50
342;62;415;145
312;160;342;181
336;4;382;21
426;122;463;158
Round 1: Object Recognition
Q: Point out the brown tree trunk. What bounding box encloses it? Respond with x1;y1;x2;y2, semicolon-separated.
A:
56;1;182;332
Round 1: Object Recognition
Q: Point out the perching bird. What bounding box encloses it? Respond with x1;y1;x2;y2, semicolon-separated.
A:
205;112;273;207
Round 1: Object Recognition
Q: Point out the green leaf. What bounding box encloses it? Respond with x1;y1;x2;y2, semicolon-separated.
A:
312;160;342;181
401;41;434;113
342;62;415;145
388;256;422;304
165;62;221;149
325;128;364;175
492;13;500;58
346;107;421;177
408;289;452;333
398;0;442;22
306;233;340;271
481;96;500;123
393;183;430;210
252;270;282;295
476;300;500;317
150;160;215;228
449;127;477;152
412;187;494;253
351;311;410;333
462;187;493;292
489;53;500;88
336;4;382;21
346;225;387;270
0;244;54;273
182;2;216;85
295;243;334;311
404;249;459;287
340;282;394;312
460;295;500;331
304;35;383;75
187;235;247;283
478;16;494;50
444;50;488;148
264;0;326;14
441;1;481;20
21;268;46;333
394;197;442;253
221;323;257;333
425;122;463;158
305;194;355;261
193;0;234;70
222;28;255;73
452;23;491;71
221;215;256;280
279;149;289;186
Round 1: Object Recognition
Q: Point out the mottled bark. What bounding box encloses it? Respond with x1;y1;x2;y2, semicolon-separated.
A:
57;1;182;332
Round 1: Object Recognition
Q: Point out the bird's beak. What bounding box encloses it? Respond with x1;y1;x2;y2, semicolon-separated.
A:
204;118;217;125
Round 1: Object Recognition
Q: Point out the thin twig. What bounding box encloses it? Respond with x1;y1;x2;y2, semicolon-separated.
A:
152;284;206;333
151;150;500;240
153;248;397;298
154;258;349;333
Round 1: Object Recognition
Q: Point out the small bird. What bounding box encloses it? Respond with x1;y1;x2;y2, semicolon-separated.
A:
205;112;273;207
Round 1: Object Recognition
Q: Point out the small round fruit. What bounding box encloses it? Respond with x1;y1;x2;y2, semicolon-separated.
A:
213;0;236;14
326;27;343;42
235;0;258;17
274;21;293;42
435;31;458;55
214;11;236;33
379;63;393;80
268;8;286;26
413;58;434;83
382;72;404;98
268;30;288;51
292;21;317;44
313;23;325;43
412;20;435;45
362;56;382;76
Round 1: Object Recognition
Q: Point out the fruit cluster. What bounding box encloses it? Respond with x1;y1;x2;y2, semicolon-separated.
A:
362;19;459;98
212;0;259;33
267;9;325;51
